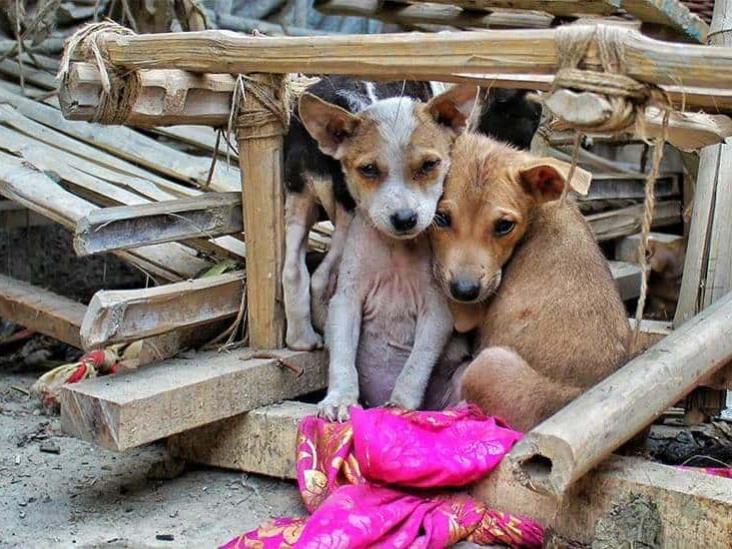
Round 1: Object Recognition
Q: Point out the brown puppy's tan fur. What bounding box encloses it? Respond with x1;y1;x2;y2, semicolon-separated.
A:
430;133;630;431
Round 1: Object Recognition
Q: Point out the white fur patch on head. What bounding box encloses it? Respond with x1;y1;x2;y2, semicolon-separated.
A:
357;98;443;238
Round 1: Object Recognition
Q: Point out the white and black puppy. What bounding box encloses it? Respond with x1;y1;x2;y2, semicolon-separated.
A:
283;77;434;351
299;85;480;421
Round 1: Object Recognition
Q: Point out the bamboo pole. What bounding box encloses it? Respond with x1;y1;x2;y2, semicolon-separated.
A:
237;74;287;348
82;26;732;89
508;290;732;496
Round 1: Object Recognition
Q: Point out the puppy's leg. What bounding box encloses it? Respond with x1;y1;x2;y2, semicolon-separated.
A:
283;192;322;351
318;288;362;422
459;346;582;432
388;290;453;410
310;204;353;332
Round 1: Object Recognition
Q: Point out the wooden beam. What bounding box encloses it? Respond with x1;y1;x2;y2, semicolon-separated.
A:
620;0;709;43
508;290;732;496
59;62;235;128
168;400;311;478
409;0;616;18
608;260;643;301
60;349;327;451
171;400;732;546
91;25;732;90
74;192;243;255
676;0;732;326
615;231;683;263
238;74;287;349
587;200;681;241
80;271;245;350
315;0;555;29
0;274;85;348
476;453;732;546
577;175;678;202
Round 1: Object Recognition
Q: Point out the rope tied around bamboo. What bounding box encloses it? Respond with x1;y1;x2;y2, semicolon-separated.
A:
58;22;140;125
542;24;672;346
230;74;291;141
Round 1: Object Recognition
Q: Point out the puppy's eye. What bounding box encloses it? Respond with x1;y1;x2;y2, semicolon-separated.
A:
358;163;380;179
494;218;515;236
418;158;441;175
434;210;451;228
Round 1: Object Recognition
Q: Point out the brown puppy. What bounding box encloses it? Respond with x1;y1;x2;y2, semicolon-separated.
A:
430;133;631;431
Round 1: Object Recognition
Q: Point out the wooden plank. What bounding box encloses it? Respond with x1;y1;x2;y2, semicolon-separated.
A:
315;0;555;29
476;454;732;546
81;271;245;349
168;400;311;478
508;290;732;496
59;62;236;128
0;86;239;192
409;0;616;17
238;74;287;349
608;260;643;301
96;25;732;90
674;0;732;404
74;192;242;255
0;274;85;348
616;231;683;263
171;400;732;546
0;106;245;261
621;0;709;42
586;200;681;241
0;150;209;281
578;175;678;202
59;349;327;451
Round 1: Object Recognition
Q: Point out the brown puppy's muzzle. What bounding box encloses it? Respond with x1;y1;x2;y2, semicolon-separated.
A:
446;270;502;303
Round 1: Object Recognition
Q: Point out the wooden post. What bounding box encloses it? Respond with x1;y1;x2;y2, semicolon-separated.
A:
508;290;732;496
237;74;287;348
675;0;732;404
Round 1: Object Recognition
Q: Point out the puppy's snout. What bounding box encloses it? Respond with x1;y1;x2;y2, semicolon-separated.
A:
450;278;481;302
390;209;418;233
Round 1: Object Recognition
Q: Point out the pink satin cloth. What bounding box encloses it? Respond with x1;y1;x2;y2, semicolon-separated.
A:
682;466;732;479
221;404;543;548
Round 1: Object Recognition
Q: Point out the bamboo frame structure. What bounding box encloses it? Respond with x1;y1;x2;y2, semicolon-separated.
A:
46;10;732;546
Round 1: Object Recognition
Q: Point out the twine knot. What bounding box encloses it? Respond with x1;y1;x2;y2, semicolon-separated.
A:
58;21;139;125
544;24;668;135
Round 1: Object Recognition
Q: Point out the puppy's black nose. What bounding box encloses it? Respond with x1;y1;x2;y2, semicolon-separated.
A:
390;209;418;232
450;278;481;301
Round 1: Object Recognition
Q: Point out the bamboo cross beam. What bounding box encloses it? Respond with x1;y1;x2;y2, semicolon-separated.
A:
76;26;732;90
80;271;245;350
508;289;732;497
73;192;243;255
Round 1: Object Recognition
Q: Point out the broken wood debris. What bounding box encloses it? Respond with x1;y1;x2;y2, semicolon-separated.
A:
80;271;245;349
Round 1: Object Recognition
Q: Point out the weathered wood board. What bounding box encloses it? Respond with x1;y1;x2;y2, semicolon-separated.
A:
60;349;327;451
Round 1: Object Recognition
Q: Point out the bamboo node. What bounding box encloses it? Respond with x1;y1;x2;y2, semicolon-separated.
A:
58;21;140;125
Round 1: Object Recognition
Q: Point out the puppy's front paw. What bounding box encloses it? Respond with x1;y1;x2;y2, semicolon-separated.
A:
285;323;323;351
317;391;358;422
386;387;422;411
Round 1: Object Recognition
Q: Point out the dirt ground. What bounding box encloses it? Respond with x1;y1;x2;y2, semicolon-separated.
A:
0;371;304;549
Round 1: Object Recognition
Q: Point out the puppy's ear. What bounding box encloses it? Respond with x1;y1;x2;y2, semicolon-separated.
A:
519;158;592;202
298;93;360;158
426;84;480;132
